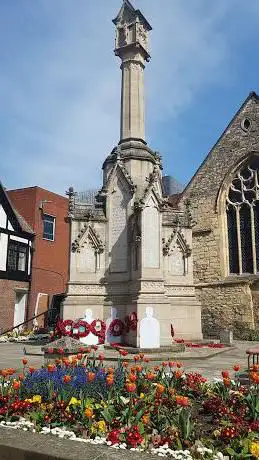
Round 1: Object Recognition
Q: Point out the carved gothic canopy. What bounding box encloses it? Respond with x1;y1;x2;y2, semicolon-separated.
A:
72;224;104;254
162;230;191;258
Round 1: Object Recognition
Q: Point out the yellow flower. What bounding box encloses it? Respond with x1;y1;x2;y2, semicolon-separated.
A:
250;442;259;458
97;420;107;433
25;395;42;404
140;393;145;399
68;397;81;406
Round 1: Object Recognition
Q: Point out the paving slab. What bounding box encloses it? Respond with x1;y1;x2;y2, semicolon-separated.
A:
0;340;257;380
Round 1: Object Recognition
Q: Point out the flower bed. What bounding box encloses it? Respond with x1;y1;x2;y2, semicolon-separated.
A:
0;349;258;459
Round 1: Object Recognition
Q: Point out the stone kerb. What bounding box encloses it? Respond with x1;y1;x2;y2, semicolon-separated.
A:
0;428;160;460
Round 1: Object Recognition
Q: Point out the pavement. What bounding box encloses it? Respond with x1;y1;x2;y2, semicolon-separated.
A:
0;340;257;380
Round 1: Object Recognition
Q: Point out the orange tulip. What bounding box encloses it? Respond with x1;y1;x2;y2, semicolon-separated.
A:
176;362;182;368
1;369;9;377
107;367;115;374
47;364;56;373
154;366;160;372
146;372;155;381
129;373;137;383
156;383;165;394
175;370;183;379
106;375;114;386
122;361;129;368
162;361;167;367
223;378;231;387
22;358;28;365
143;357;150;363
12;380;21;390
84;407;94;418
63;375;72;384
7;368;16;375
77;353;83;360
250;372;259;384
176;395;189;407
139;353;145;359
142;414;150;424
252;364;259;372
134;355;140;362
87;372;96;382
29;367;35;374
125;382;136;393
136;365;143;372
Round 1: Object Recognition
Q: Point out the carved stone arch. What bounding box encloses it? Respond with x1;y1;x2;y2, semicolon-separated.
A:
72;224;104;274
163;230;191;276
163;229;191;257
72;223;104;254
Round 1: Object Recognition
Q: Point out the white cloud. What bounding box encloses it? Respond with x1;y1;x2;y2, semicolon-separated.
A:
1;0;258;193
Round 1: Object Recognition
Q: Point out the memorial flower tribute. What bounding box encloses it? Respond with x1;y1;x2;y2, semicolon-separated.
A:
0;349;258;459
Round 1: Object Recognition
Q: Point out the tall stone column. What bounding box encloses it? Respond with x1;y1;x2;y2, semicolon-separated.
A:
113;0;152;144
120;58;145;142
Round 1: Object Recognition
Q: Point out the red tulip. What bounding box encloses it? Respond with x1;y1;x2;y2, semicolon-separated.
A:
233;364;240;372
221;370;230;379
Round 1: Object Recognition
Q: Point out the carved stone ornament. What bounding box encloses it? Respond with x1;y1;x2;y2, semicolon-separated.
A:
66;186;77;218
184;199;196;228
68;284;105;295
72;223;104;254
162;229;192;257
97;155;136;200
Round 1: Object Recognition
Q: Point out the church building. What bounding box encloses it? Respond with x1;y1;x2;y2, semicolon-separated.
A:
63;0;203;347
182;92;259;337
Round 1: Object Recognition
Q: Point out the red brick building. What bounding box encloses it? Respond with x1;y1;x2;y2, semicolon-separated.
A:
0;182;34;333
7;187;69;326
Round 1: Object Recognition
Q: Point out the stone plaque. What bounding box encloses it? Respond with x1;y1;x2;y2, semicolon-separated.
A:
79;245;96;273
109;176;130;272
170;245;185;276
143;197;160;268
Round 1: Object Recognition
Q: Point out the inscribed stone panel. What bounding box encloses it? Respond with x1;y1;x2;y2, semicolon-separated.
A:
109;176;130;272
79;245;96;273
143;197;160;268
170;245;185;276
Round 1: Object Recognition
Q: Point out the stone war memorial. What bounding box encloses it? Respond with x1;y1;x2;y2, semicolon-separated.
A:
62;0;203;347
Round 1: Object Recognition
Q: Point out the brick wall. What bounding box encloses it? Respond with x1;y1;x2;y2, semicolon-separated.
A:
7;187;69;321
0;280;29;332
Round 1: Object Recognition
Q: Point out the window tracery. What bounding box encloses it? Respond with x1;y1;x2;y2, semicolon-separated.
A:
226;157;259;274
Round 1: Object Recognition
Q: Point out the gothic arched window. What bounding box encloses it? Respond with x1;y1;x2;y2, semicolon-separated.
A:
227;157;259;274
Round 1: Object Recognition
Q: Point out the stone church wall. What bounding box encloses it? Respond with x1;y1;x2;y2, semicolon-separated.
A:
182;94;259;335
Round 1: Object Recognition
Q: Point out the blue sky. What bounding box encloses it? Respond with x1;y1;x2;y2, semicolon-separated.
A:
1;0;259;195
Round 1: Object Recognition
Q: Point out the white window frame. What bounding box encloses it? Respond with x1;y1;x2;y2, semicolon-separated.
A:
43;214;56;242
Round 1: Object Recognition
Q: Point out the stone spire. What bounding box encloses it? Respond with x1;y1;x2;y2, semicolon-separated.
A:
113;1;152;145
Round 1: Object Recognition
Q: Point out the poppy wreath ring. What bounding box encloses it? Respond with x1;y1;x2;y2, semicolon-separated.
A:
109;319;124;337
58;319;73;336
72;320;90;338
129;312;138;331
90;319;106;337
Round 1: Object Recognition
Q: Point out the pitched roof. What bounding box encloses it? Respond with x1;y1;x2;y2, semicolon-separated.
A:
0;181;34;235
168;193;182;209
182;91;259;195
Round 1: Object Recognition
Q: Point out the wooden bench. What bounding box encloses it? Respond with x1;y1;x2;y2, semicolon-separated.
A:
246;346;259;370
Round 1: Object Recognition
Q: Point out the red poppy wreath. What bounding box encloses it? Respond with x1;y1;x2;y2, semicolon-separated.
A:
109;319;124;337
